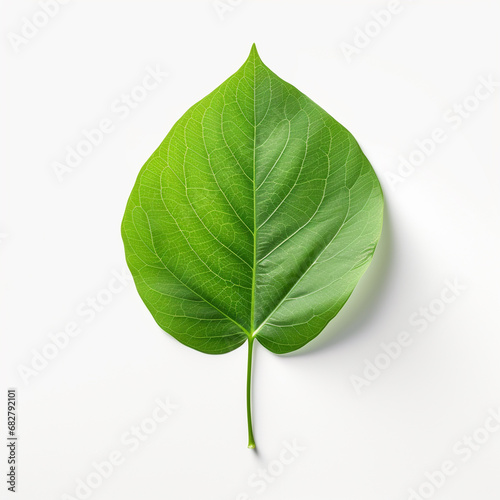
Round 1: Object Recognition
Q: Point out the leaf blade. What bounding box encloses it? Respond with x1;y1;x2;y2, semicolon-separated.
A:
122;44;383;357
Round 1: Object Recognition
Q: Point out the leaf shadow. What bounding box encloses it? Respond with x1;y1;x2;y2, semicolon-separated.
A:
282;203;393;358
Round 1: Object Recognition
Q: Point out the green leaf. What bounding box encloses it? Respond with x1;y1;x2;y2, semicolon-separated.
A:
122;44;384;448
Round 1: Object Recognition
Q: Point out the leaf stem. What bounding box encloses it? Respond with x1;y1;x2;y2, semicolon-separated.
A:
246;337;256;449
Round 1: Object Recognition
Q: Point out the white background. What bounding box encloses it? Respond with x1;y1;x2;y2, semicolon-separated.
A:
1;1;500;499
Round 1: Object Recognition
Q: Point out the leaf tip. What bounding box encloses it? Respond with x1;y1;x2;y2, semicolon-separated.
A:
248;43;261;61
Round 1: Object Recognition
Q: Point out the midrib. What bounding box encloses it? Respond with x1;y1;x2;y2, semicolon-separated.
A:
249;53;258;338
